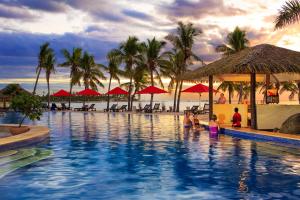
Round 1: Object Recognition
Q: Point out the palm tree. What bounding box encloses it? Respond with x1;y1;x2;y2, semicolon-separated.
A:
44;50;56;108
216;27;249;56
100;50;122;110
160;49;185;111
165;22;202;112
113;36;141;110
279;82;299;101
140;37;167;108
217;81;235;104
216;27;249;103
80;51;106;90
33;42;52;95
60;48;83;108
275;0;300;103
275;0;300;29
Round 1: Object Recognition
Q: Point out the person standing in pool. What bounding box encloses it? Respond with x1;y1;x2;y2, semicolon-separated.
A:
209;114;219;137
232;107;242;127
191;113;205;132
183;111;193;128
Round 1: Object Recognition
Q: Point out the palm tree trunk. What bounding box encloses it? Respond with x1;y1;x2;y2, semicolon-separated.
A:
47;76;50;109
173;80;178;112
238;83;243;103
176;80;183;112
150;70;154;110
228;90;232;104
33;67;42;95
69;83;73;109
298;81;300;104
250;73;257;129
107;76;112;110
128;76;133;111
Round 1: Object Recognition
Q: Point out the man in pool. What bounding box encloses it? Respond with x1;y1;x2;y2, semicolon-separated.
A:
232;107;242;127
191;113;205;132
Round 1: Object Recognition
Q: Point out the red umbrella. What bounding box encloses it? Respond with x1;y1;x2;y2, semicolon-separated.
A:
106;87;128;95
182;83;217;105
77;88;101;96
52;89;72;97
136;86;167;94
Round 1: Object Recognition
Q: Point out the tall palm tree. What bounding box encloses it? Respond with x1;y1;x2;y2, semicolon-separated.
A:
217;81;235;104
60;48;83;108
113;36;141;110
166;22;202;112
140;37;167;108
44;50;56;108
279;82;299;101
160;49;185;111
275;0;300;103
216;27;249;103
80;51;106;90
100;51;122;110
33;42;52;95
275;0;300;29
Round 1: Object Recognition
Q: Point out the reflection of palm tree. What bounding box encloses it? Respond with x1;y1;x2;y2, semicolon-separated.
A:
140;37;167;108
279;82;299;100
166;22;202;112
60;48;83;108
217;81;235;104
99;50;122;110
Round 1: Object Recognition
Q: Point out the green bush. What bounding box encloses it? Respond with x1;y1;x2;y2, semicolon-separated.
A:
10;93;43;127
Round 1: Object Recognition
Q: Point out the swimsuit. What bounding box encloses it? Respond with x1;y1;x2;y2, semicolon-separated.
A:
209;126;218;135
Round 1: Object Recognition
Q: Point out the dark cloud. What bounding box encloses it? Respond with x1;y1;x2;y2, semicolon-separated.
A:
161;0;245;20
122;9;151;20
0;4;35;19
0;31;119;78
0;0;67;12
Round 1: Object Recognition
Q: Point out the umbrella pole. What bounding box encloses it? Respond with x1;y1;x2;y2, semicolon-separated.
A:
199;93;201;107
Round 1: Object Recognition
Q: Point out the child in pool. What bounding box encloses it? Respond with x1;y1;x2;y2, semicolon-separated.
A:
209;114;219;137
191;113;205;132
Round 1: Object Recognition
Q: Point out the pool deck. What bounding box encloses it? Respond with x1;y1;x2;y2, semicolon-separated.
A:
0;124;50;151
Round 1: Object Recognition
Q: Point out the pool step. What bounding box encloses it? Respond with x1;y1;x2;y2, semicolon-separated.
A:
0;150;18;158
0;148;53;178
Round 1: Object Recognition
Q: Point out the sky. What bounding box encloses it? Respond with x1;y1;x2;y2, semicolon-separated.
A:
0;0;299;100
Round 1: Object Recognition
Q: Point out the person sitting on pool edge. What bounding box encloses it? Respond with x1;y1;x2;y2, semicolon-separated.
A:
209;114;219;137
232;107;242;128
183;111;193;128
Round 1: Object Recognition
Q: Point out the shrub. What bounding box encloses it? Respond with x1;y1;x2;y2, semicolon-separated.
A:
10;93;43;127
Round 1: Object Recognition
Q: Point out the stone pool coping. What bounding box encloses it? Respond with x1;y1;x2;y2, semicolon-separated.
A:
200;120;300;146
0;124;50;151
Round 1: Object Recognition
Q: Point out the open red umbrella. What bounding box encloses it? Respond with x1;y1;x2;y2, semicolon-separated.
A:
182;83;217;105
52;89;72;97
106;87;128;95
77;88;101;96
136;86;167;94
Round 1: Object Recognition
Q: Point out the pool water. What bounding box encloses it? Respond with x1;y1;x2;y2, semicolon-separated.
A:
0;112;300;200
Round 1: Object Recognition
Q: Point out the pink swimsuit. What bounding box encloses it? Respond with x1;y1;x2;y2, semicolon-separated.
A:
209;126;218;136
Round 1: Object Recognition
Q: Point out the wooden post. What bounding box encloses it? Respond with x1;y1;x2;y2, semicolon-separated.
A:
250;73;257;129
265;74;270;104
209;75;213;120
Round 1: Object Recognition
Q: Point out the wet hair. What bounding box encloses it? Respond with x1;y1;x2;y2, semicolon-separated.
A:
234;107;239;112
211;114;217;121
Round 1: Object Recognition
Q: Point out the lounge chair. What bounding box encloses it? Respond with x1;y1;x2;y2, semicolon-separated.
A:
51;103;59;111
74;105;88;111
137;104;150;112
88;104;96;111
198;103;209;114
104;104;117;112
115;105;127;112
61;103;72;110
184;105;199;114
146;103;161;113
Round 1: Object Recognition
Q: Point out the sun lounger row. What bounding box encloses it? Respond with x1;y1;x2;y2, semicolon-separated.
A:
184;104;209;114
136;103;162;113
104;104;127;112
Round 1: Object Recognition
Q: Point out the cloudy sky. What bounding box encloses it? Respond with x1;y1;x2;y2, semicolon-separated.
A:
0;0;299;96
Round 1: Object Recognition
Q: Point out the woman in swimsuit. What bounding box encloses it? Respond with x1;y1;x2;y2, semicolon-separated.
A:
209;114;219;137
192;114;205;132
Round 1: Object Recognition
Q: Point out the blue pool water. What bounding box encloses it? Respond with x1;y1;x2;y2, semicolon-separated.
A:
0;112;300;200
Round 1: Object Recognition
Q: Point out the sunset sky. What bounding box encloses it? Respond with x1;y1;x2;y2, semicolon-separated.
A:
0;0;299;98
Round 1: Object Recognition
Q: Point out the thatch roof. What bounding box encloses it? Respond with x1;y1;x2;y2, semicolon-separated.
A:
0;84;31;97
185;44;300;79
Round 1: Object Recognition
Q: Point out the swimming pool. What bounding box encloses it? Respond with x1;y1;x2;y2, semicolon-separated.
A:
0;112;299;199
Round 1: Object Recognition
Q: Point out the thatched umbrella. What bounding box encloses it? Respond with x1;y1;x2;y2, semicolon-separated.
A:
185;44;300;129
0;84;31;108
